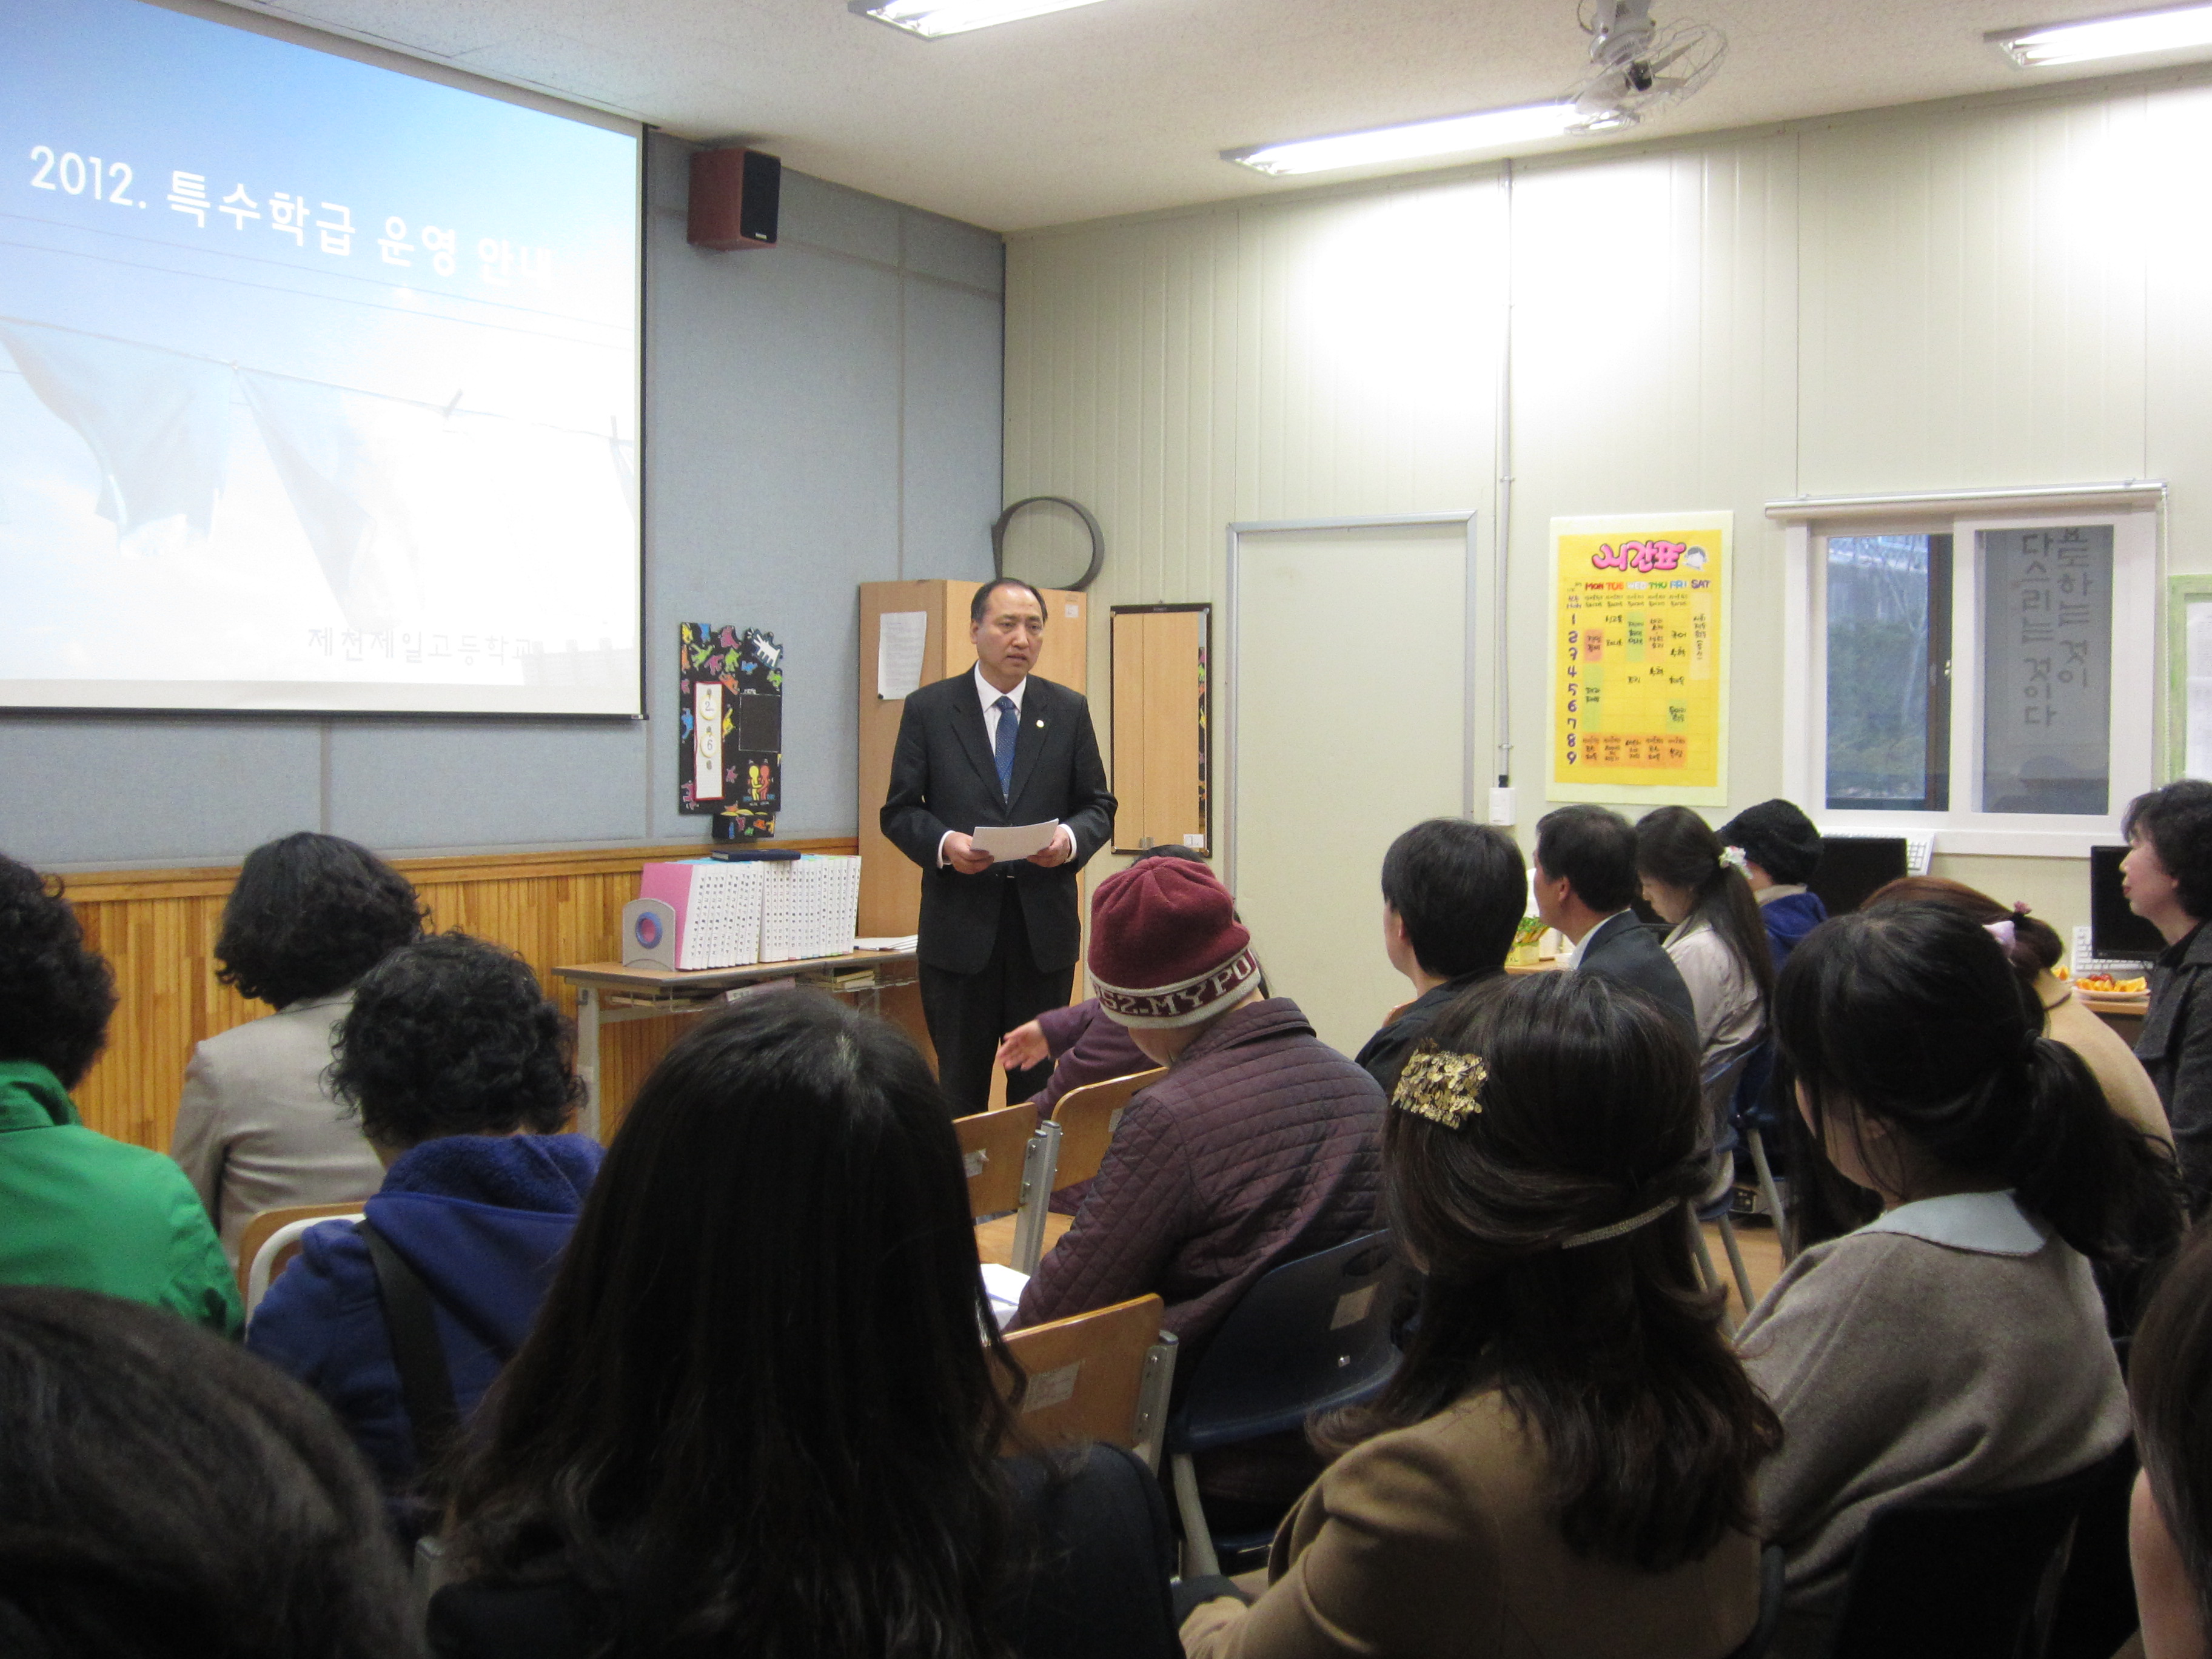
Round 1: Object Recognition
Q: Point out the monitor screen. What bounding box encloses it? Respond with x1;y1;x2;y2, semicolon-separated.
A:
1;0;642;714
1807;835;1909;917
2090;845;2165;962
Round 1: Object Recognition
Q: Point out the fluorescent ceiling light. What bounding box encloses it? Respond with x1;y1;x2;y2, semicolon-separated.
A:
1225;102;1582;177
1991;3;2212;67
850;0;1106;38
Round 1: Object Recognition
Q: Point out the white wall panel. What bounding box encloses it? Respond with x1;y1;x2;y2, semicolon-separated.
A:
1007;74;2212;946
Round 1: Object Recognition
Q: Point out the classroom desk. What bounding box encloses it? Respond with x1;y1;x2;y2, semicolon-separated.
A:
2080;990;2149;1047
554;949;920;1138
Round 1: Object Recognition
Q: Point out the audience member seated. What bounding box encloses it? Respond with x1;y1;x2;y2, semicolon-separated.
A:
1737;903;2182;1659
0;854;237;1332
172;831;425;1265
1715;799;1827;969
2126;1220;2212;1659
429;990;1178;1659
1532;805;1697;1036
246;932;600;1522
2126;780;2212;1214
1866;875;2171;1147
1010;856;1383;1356
996;850;1210;1136
1181;970;1780;1658
0;1285;420;1659
1636;806;1774;1205
1354;818;1524;1095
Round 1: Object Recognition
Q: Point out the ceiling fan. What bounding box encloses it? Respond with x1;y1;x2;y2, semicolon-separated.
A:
1567;0;1729;133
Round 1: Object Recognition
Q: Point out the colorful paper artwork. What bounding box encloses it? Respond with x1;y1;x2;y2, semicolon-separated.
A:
1547;513;1731;805
679;623;783;827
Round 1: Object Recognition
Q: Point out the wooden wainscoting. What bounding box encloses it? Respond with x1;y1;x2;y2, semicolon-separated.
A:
52;839;868;1154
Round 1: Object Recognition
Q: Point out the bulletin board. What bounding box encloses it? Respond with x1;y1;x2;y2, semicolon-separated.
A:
1547;511;1732;807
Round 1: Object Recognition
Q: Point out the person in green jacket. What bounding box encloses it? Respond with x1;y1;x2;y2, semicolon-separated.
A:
0;853;240;1334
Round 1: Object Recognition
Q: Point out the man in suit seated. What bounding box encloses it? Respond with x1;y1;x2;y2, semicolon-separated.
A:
1532;804;1697;1037
1355;819;1526;1095
880;578;1116;1113
1010;856;1384;1359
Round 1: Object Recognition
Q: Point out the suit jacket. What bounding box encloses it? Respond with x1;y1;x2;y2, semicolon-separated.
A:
881;671;1115;975
1573;911;1699;1038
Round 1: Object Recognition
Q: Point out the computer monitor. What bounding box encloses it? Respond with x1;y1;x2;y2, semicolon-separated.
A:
2090;845;2165;963
1807;836;1911;917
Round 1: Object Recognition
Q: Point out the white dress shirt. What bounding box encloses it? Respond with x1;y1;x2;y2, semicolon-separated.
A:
936;664;1074;867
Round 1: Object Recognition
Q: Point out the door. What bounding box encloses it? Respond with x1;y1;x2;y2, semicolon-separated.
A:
1229;521;1475;1057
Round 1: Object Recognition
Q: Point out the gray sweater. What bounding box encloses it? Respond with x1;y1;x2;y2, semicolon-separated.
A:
1736;1192;2127;1659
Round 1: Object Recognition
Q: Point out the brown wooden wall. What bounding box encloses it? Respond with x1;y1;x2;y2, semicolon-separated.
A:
53;839;864;1153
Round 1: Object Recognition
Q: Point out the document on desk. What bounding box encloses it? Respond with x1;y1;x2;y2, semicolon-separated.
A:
972;822;1059;861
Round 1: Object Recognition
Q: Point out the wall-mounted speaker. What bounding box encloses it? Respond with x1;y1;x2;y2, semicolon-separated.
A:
687;147;781;250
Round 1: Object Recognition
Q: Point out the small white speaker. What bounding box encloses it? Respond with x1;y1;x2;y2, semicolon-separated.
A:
621;899;679;970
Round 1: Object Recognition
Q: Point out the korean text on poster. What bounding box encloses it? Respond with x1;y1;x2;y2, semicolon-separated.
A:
1549;512;1732;802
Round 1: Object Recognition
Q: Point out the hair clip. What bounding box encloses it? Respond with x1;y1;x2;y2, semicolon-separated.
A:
1391;1042;1487;1130
1560;1198;1678;1250
1718;845;1749;873
1985;919;2017;949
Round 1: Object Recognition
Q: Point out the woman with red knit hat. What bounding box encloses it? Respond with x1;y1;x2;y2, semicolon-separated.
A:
1009;856;1384;1362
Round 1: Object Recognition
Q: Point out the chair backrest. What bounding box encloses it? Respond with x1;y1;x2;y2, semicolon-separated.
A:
994;1293;1178;1468
1170;1229;1398;1455
1823;1443;2131;1659
1048;1068;1165;1190
956;1104;1045;1218
240;1205;367;1315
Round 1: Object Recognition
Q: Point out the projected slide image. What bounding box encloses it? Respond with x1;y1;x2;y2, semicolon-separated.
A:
0;0;642;714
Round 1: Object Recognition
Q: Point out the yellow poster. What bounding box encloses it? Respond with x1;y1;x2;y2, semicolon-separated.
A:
1547;511;1731;806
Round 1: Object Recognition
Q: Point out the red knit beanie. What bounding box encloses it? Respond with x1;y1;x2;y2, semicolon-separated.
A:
1088;858;1261;1028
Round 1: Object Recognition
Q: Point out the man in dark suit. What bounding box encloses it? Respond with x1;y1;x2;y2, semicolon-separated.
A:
882;578;1116;1111
1531;805;1697;1038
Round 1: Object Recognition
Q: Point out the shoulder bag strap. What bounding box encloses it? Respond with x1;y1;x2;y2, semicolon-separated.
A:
357;1219;461;1476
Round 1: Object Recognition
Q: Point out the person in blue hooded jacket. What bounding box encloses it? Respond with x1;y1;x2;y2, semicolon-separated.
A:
246;931;598;1509
1715;799;1828;970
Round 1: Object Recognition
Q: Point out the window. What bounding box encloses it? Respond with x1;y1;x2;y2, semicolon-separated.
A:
1778;492;2158;854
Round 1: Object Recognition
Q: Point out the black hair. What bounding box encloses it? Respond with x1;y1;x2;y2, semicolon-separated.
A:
969;578;1047;625
1380;820;1526;980
447;990;1021;1659
1325;973;1780;1570
1775;905;2181;1270
1635;807;1776;1014
2125;782;2212;923
1714;799;1822;888
0;1285;420;1659
2131;1222;2212;1640
332;933;581;1150
1533;805;1640;915
1863;876;2065;990
215;833;426;1010
0;855;116;1090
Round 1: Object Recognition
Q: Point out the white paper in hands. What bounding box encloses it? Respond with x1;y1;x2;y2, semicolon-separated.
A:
980;1263;1029;1330
971;821;1059;860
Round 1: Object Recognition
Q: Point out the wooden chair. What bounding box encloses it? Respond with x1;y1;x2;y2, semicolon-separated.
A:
237;1201;367;1316
993;1293;1178;1470
956;1104;1059;1276
1047;1067;1165;1191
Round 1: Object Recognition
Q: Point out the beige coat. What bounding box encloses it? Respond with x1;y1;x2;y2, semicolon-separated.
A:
1180;1389;1760;1659
2038;972;2170;1145
169;992;383;1264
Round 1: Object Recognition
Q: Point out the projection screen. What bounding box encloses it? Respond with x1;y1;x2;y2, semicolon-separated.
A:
1;0;643;714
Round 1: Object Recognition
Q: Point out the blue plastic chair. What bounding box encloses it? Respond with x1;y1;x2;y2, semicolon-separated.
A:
1164;1230;1398;1575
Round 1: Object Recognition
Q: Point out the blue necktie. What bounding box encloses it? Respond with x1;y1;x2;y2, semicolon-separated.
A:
993;695;1017;797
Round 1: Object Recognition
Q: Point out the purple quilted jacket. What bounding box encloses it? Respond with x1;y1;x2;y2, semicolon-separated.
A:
1011;996;1385;1354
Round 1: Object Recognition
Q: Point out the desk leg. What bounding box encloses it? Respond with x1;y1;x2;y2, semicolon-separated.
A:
576;985;602;1142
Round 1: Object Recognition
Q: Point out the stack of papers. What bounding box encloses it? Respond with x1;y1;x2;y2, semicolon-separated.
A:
855;935;920;952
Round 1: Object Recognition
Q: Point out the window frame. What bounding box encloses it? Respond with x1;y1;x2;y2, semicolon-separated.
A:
1776;486;2162;857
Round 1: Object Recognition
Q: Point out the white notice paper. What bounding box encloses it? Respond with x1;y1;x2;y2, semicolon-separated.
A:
972;821;1059;860
877;611;928;700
